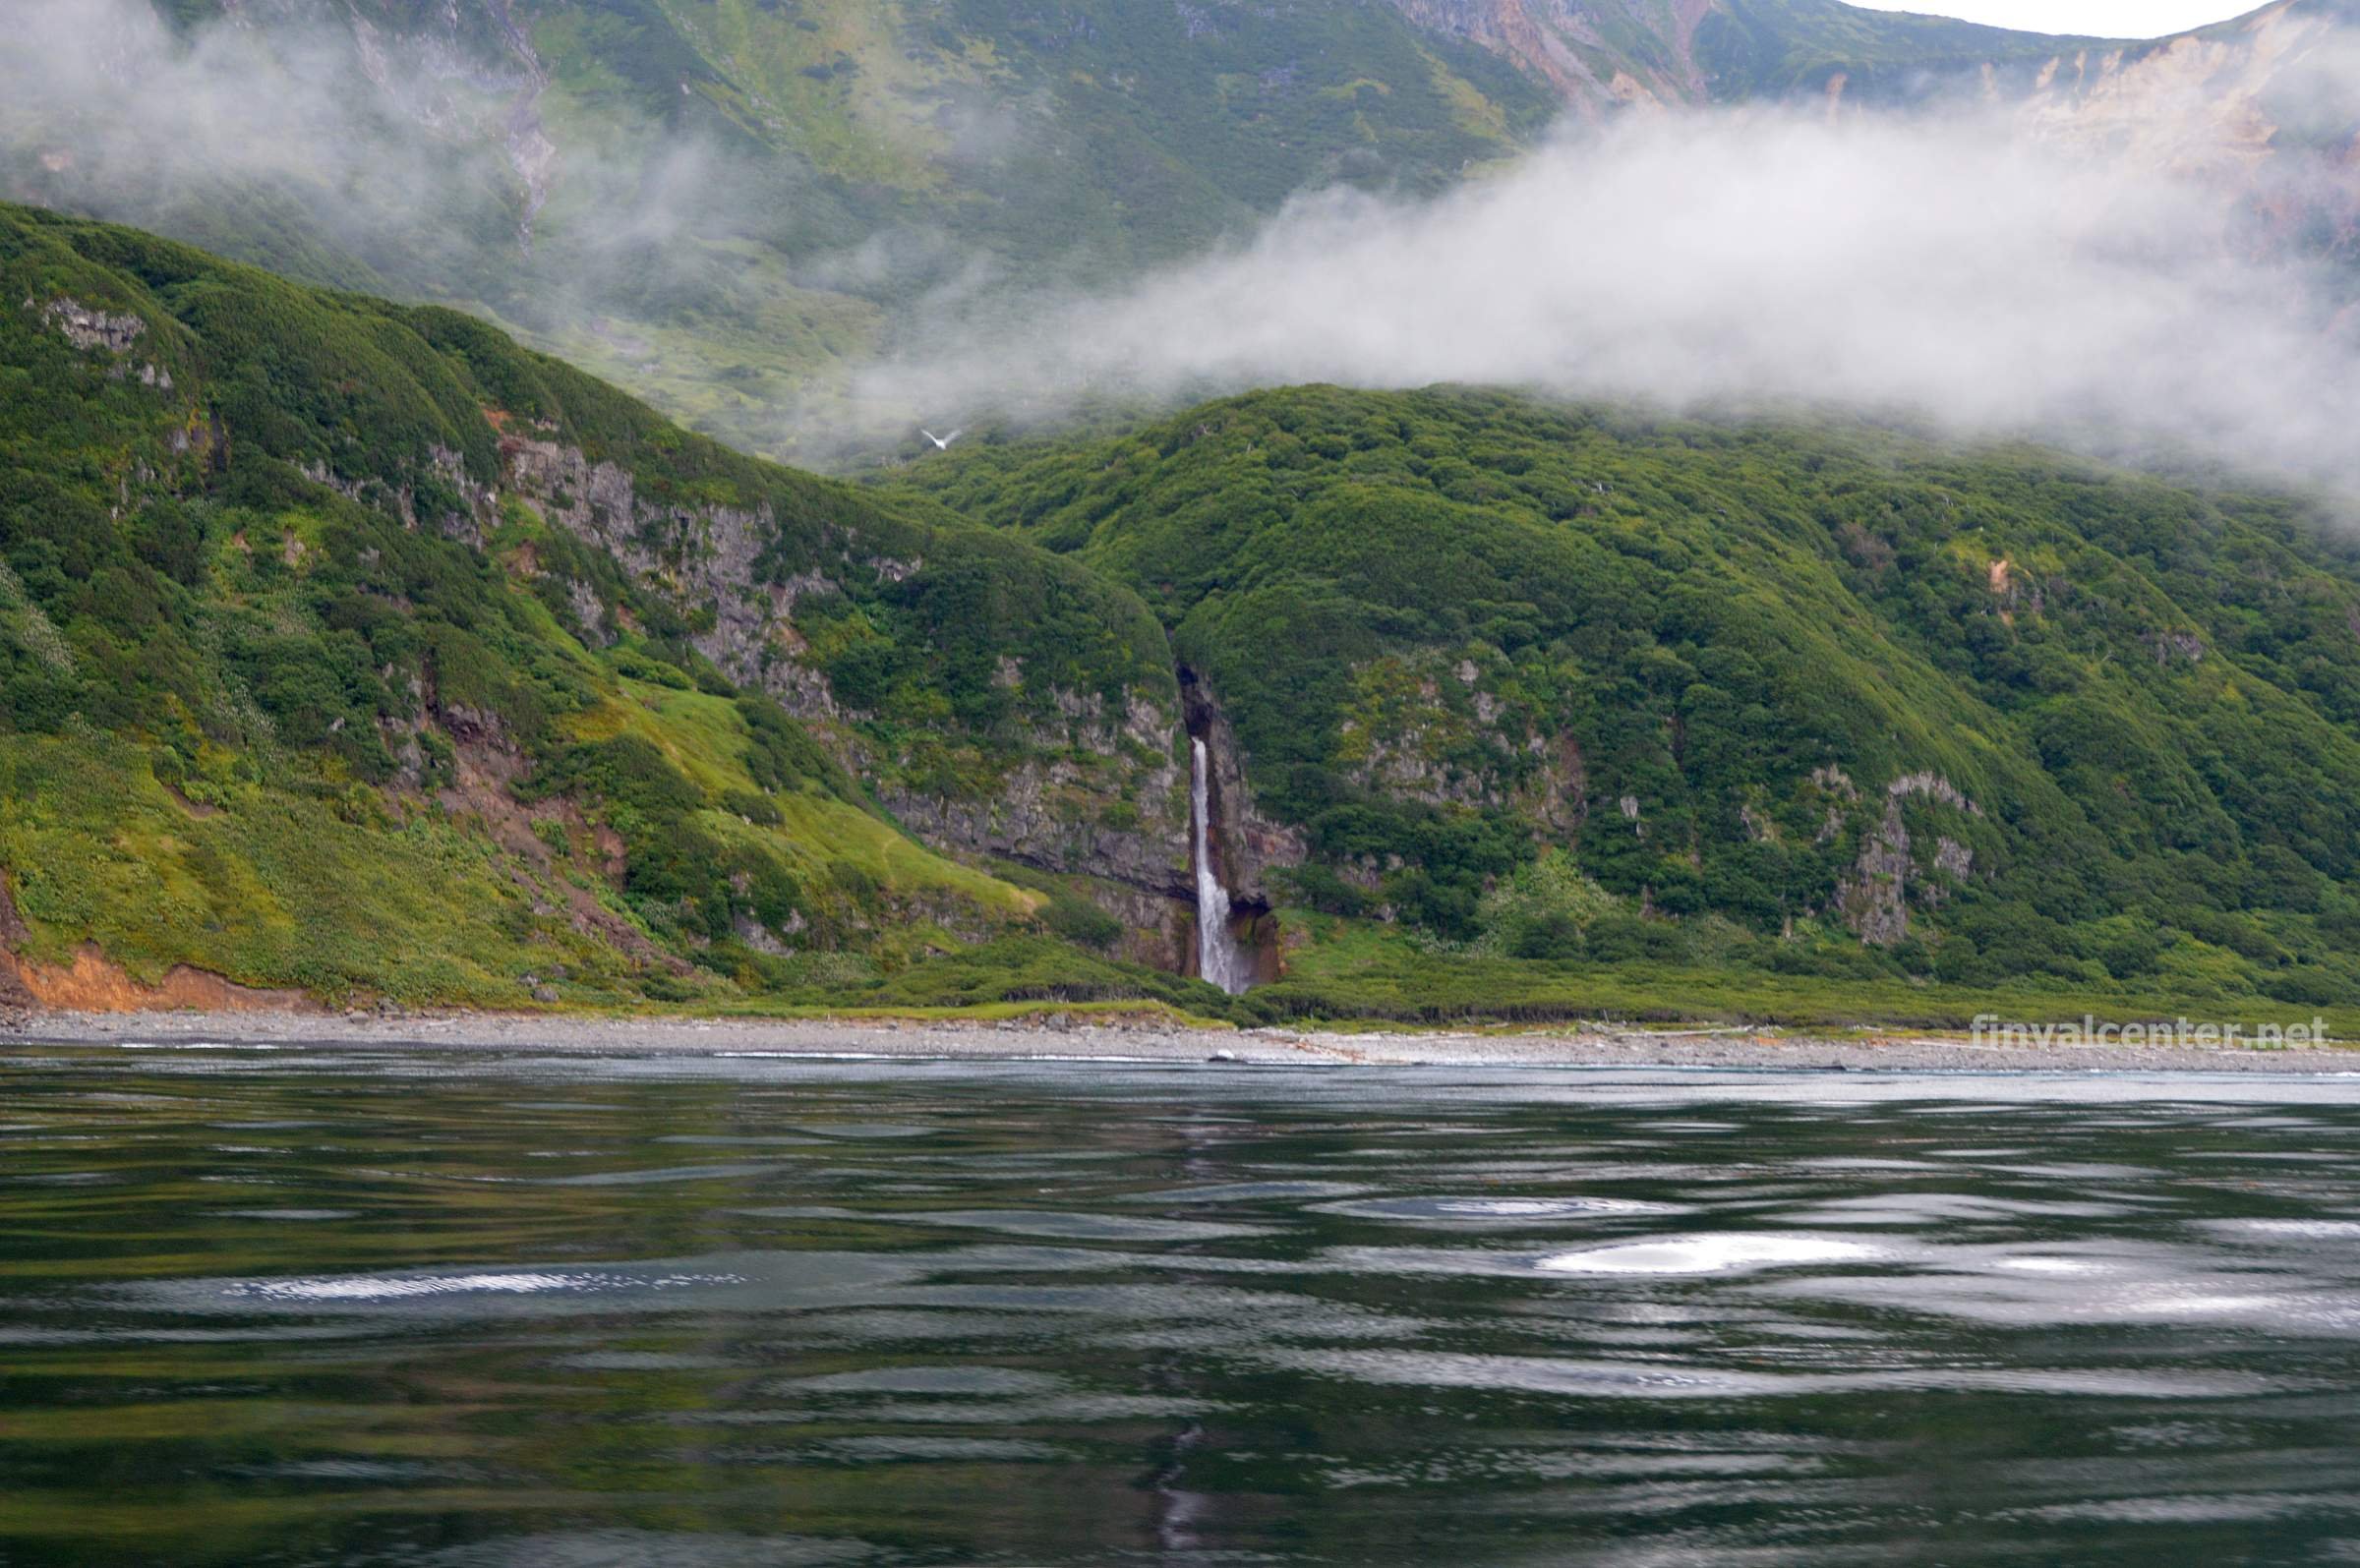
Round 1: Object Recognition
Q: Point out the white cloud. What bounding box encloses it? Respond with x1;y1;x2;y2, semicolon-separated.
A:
854;105;2360;492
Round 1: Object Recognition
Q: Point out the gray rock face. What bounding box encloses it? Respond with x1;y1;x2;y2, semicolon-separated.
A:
491;436;1199;921
502;435;787;690
40;297;144;353
299;440;494;537
878;688;1192;901
1331;652;1586;840
1837;773;1982;947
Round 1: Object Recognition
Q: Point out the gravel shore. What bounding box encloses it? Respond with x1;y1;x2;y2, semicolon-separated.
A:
4;1007;2353;1073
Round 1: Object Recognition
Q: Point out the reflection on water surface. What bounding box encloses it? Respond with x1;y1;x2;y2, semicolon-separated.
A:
3;1045;2359;1564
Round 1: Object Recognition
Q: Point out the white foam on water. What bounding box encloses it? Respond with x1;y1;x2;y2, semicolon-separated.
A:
716;1052;892;1061
118;1041;280;1051
1537;1234;1882;1276
228;1269;744;1303
1433;1197;1652;1217
2209;1219;2360;1241
235;1271;604;1302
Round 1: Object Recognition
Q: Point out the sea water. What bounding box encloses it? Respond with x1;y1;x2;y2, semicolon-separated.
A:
3;1045;2359;1564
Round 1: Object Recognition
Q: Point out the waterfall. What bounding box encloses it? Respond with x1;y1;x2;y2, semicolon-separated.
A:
1191;737;1251;994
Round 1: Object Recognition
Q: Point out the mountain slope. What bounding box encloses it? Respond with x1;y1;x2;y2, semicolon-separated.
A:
0;200;1212;1014
0;0;1557;460
11;202;2360;1031
1394;0;2115;107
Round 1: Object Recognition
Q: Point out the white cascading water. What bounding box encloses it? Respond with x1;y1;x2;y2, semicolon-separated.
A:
1191;737;1251;993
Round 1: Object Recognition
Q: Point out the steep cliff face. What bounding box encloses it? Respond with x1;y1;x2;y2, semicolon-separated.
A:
873;691;1191;903
1388;0;1719;109
482;431;1196;918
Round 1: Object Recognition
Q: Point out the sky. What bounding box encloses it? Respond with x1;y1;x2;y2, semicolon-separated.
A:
1847;1;2263;35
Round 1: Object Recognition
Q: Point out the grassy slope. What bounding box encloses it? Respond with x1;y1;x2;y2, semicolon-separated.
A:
882;384;2360;1029
0;201;1217;1015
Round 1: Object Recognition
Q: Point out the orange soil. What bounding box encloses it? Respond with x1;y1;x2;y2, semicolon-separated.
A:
0;872;312;1015
0;945;317;1015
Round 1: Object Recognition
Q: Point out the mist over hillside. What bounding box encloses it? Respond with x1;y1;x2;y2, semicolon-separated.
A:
0;0;1552;460
852;98;2360;492
5;0;2358;491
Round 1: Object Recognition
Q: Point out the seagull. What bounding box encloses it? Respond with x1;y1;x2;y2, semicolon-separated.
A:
919;428;964;451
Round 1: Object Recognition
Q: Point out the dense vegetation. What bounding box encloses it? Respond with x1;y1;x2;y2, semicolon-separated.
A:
886;384;2360;1025
0;201;1206;1014
7;197;2358;1035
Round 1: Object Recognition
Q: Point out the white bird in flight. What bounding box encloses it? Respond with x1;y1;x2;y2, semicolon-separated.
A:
920;428;964;451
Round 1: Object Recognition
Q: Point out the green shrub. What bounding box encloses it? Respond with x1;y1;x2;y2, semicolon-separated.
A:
1041;894;1124;952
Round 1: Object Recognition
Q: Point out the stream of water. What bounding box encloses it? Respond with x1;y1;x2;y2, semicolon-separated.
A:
4;1046;2360;1564
1190;736;1250;994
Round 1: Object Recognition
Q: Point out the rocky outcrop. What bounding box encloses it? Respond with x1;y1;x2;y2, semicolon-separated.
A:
501;435;790;685
39;296;144;353
1181;670;1306;907
300;442;491;538
1333;652;1586;839
880;689;1192;900
34;296;176;392
1075;876;1196;973
1837;773;1981;946
492;434;1200;940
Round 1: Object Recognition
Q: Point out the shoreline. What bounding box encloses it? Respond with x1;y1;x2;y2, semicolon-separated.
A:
5;1007;2355;1073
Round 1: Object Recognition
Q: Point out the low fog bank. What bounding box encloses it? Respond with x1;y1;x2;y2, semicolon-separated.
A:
853;107;2360;493
0;0;864;382
0;0;513;286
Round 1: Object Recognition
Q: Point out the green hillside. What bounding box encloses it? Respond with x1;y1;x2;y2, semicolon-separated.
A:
0;201;1214;1016
884;384;2360;1025
9;199;2360;1033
